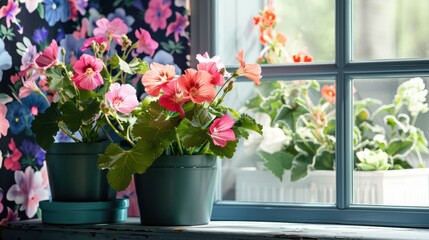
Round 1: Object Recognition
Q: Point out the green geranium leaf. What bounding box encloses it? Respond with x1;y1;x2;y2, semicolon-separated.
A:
80;98;101;121
191;107;212;127
290;154;312;181
386;139;413;157
46;68;69;91
259;151;293;181
393;158;413;170
234;113;263;139
373;103;395;117
61;99;100;132
111;54;134;74
415;129;429;154
314;150;335;170
177;118;210;148
132;101;180;140
245;95;263;110
209;140;238;158
98;142;157;191
295;140;320;156
274;105;308;131
32;104;61;150
129;58;149;75
60;101;82;132
78;90;98;101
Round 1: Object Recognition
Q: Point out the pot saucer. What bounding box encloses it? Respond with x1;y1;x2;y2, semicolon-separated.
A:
39;198;129;225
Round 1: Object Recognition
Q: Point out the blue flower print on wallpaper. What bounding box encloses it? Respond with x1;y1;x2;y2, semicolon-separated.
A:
0;0;191;223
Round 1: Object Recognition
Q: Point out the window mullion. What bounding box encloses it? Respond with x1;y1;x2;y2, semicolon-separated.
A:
335;0;353;209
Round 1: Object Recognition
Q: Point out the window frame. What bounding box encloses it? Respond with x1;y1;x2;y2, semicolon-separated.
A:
190;0;429;228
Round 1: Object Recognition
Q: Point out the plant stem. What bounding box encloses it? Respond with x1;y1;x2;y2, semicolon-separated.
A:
58;124;81;142
105;115;135;147
207;74;235;109
176;133;184;155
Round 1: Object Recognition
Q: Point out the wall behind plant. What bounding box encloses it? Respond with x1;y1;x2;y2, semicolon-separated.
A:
0;0;190;222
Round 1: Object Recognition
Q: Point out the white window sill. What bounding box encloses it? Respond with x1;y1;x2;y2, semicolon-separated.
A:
1;218;429;240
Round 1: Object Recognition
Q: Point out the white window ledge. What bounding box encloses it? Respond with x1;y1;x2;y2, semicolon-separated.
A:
1;218;429;240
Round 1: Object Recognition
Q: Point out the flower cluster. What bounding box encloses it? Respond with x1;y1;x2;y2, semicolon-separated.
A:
15;17;156;150
98;50;263;191
245;77;429;181
253;0;313;64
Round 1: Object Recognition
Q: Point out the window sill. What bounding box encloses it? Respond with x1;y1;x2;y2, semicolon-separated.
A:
1;218;429;240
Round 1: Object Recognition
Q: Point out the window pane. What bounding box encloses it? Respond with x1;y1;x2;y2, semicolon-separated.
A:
217;0;335;66
353;77;429;206
222;80;336;204
352;0;429;61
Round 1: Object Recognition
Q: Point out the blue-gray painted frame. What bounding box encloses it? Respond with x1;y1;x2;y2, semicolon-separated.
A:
191;0;429;228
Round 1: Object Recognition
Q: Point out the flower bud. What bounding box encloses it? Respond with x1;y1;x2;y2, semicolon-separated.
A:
224;81;234;93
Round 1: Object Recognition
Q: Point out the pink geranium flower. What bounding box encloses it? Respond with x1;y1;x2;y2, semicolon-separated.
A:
177;69;216;104
93;18;128;45
159;80;190;118
72;54;104;90
236;50;262;85
196;52;225;70
166;12;189;42
141;62;176;97
197;62;225;86
80;35;110;52
144;0;172;32
134;28;158;57
105;83;139;114
35;40;59;68
19;0;42;13
6;166;50;218
209;115;236;147
0;104;9;138
73;18;90;39
0;0;21;28
4;139;22;171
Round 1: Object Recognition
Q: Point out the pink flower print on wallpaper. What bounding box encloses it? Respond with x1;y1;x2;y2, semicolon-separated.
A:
4;139;22;171
6;166;50;218
0;104;10;138
166;12;189;42
144;0;172;32
0;0;21;28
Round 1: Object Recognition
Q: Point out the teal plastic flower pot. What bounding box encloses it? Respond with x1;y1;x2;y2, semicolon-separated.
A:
46;142;116;202
134;155;217;226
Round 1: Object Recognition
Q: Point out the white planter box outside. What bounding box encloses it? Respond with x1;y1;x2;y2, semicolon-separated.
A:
235;168;429;206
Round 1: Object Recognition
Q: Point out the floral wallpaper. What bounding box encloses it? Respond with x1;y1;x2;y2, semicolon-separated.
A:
0;0;190;223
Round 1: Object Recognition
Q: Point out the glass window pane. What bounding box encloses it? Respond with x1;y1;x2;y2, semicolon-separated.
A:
222;80;336;204
352;0;429;61
217;0;335;66
353;77;429;206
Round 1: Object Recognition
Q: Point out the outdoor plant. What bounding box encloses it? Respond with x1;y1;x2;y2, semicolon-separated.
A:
244;78;429;182
98;50;263;191
245;2;428;182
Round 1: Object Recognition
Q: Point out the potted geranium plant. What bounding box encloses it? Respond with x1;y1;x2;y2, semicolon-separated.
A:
98;50;263;225
21;17;155;223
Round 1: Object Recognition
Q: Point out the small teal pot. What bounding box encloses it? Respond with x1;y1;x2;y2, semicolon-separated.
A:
46;142;116;202
134;155;217;226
